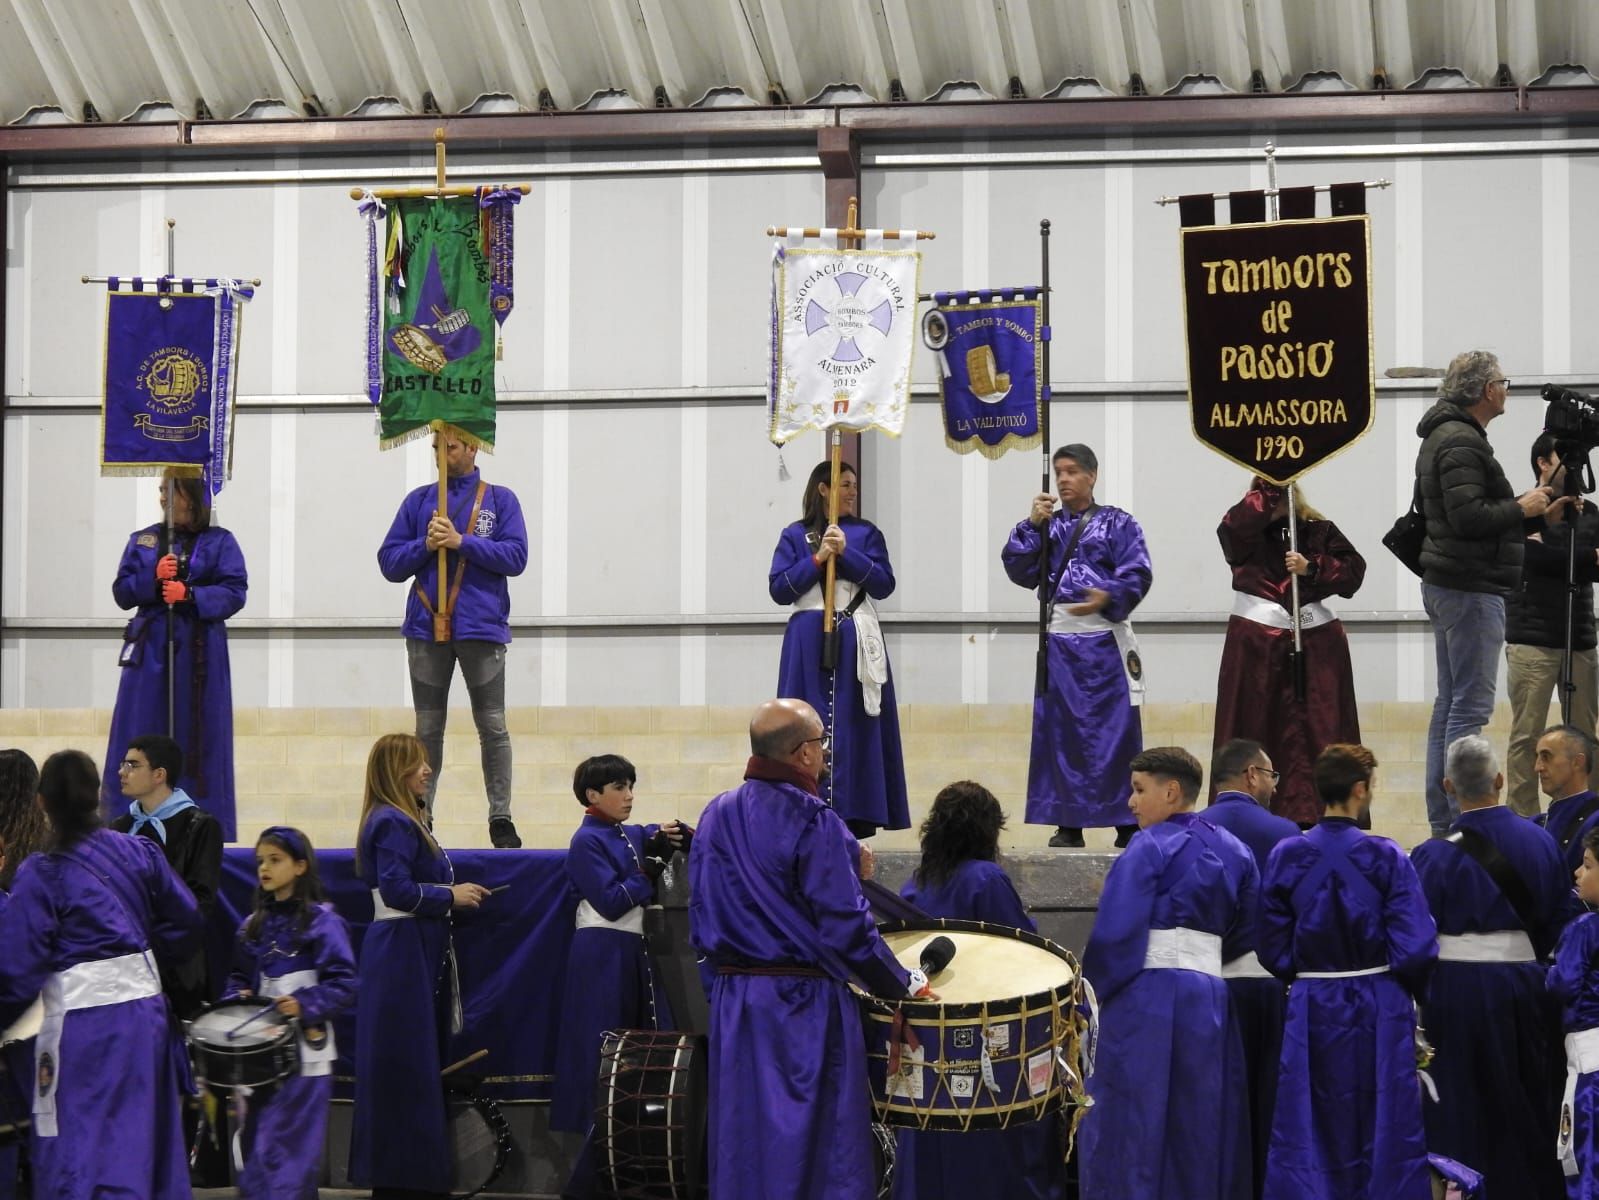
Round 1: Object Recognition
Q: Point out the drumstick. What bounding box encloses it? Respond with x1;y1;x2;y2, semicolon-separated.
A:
223;1002;279;1041
440;1048;489;1078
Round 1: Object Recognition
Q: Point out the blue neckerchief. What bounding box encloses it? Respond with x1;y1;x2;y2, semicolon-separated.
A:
127;788;197;844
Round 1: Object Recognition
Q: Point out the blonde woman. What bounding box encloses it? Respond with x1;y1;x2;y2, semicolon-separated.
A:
347;733;489;1200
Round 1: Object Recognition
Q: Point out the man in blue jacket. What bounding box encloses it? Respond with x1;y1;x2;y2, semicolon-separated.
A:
378;428;529;847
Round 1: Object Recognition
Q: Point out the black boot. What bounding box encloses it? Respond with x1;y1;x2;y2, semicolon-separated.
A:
1113;824;1137;848
489;816;523;848
1048;825;1085;848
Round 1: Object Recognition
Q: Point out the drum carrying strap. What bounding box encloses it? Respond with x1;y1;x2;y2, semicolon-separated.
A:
414;480;487;643
1443;828;1542;941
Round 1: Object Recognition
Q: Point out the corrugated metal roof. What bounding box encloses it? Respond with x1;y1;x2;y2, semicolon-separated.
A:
2;0;1597;125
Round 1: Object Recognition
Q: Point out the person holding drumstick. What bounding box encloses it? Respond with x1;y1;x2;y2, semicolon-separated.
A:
895;780;1063;1200
1078;747;1257;1200
0;749;203;1198
347;733;491;1200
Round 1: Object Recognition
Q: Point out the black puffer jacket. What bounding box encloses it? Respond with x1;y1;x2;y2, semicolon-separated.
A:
1506;507;1599;650
1414;400;1524;594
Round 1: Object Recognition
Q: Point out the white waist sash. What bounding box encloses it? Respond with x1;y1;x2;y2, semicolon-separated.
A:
35;950;161;1137
1047;608;1144;706
1231;590;1339;631
1560;1027;1599;1175
1436;930;1537;963
1297;965;1390;979
372;888;416;920
1221;951;1274;979
261;968;336;1076
576;899;645;935
793;580;888;716
1142;927;1222;977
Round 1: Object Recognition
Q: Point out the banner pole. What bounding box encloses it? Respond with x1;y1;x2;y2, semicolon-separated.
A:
1035;219;1053;699
164;218;177;734
820;197;863;669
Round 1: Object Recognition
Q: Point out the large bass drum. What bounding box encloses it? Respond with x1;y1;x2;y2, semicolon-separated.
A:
859;919;1094;1132
595;1030;707;1200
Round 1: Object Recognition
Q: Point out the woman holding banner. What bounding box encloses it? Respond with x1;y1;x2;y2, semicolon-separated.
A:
769;460;909;837
101;474;248;841
1213;477;1365;826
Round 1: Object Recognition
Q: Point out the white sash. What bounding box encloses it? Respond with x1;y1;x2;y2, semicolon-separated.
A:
1142;927;1222;977
1047;608;1144;706
1561;1027;1599;1175
1436;930;1536;963
793;579;888;716
1297;965;1390;979
260;968;336;1077
1231;590;1339;631
370;887;462;1034
371;887;416;920
35;950;161;1136
576;899;644;935
1221;950;1274;979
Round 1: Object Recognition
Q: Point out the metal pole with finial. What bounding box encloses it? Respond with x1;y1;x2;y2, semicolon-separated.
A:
1035;219;1054;698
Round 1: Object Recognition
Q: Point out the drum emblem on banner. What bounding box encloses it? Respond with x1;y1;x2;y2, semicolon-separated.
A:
390;250;482;375
138;347;207;414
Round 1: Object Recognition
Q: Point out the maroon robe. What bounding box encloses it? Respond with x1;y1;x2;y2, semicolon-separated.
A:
1213;481;1365;826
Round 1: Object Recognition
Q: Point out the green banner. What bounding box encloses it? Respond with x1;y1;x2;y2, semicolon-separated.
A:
380;197;496;448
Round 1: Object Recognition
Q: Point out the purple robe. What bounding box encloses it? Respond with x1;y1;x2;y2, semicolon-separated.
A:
770;518;909;832
348;807;456;1194
0;829;202;1200
1538;790;1599;875
1213;484;1365;827
1410;806;1569;1198
550;814;675;1134
895;859;1064;1200
1549;913;1599;1198
1199;792;1300;1200
688;763;911;1200
223;901;357;1200
1078;812;1256;1200
1258;819;1438;1200
102;523;248;840
1002;507;1152;828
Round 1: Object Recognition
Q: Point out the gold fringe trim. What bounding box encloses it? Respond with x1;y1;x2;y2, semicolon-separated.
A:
99;463;203;478
376;418;496;454
943;430;1043;460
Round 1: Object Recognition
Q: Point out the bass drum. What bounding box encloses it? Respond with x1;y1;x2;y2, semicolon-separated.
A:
595;1030;707;1200
448;1091;513;1200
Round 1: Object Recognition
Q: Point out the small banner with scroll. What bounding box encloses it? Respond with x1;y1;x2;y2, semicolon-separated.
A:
767;234;921;444
100;277;254;496
1179;213;1373;485
923;289;1043;457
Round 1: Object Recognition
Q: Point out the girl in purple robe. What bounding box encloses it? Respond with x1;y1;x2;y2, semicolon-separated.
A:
1549;828;1599;1195
348;734;491;1200
895;781;1064;1200
224;826;357;1200
0;749;203;1200
770;460;909;836
102;474;248;839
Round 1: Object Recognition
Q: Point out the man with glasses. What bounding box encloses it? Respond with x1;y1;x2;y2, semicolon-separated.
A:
688;698;929;1200
1414;351;1553;836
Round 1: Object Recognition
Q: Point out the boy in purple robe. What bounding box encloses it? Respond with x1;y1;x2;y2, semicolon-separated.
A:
102;474;247;839
1536;725;1599;873
1410;734;1570;1199
224;826;357;1200
688;699;928;1200
1549;828;1599;1194
895;780;1063;1200
1002;444;1152;848
1259;743;1438;1200
769;460;908;836
0;750;203;1200
1198;739;1301;1200
551;754;686;1198
1078;746;1255;1200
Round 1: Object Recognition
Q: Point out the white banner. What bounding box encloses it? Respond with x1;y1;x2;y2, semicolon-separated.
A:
767;237;921;444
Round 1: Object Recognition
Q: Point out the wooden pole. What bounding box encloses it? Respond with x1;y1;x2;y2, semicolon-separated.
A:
435;423;449;641
821;198;865;654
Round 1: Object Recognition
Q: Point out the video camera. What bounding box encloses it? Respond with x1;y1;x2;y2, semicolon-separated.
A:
1542;383;1599;494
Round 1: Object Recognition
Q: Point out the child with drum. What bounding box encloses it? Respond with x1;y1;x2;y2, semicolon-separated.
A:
221;826;356;1199
895;780;1064;1200
348;732;491;1200
1549;827;1599;1190
550;754;688;1196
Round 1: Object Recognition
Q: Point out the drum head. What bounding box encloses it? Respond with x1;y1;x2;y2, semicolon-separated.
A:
450;1094;511;1200
187;999;291;1048
596;1030;707;1200
877;928;1075;1006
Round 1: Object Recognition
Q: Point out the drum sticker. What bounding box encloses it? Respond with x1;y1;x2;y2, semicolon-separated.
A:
36;1052;54;1098
1026;1049;1053;1097
886;1044;925;1101
949;1070;977;1100
982;1024;1011;1055
952;1027;975;1050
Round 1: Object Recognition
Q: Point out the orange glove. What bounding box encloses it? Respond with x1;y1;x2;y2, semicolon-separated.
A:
156;554;179;581
161;580;190;604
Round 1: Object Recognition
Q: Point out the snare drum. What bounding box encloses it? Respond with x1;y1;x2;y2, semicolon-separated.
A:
859;920;1093;1132
185;998;300;1091
595;1029;707;1200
